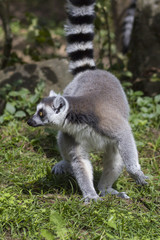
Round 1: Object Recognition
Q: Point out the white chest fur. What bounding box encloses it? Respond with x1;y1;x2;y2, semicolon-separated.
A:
63;121;112;151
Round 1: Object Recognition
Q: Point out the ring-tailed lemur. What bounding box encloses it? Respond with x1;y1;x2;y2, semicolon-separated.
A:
122;0;136;54
27;0;148;202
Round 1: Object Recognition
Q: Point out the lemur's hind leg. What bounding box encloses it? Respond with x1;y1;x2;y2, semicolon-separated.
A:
116;120;148;185
98;143;129;199
52;131;99;202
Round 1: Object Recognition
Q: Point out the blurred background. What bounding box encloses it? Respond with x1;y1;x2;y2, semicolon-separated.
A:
0;1;160;239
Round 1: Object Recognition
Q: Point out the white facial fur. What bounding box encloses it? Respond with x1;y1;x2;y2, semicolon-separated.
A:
31;102;49;126
28;90;69;129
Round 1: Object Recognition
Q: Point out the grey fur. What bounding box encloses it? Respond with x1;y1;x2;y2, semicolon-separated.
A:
28;69;148;202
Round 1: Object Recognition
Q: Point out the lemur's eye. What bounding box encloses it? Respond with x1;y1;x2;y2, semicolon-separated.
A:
39;110;43;118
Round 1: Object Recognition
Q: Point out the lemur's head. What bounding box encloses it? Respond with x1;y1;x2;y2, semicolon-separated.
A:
27;90;69;128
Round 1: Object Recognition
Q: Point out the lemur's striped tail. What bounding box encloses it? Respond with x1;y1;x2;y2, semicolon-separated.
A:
65;0;96;75
122;0;136;54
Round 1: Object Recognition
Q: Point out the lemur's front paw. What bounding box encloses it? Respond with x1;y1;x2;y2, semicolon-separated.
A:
52;160;73;175
83;194;101;204
131;170;149;185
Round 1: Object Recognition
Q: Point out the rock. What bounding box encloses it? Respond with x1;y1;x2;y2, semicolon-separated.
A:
0;58;72;113
0;58;72;95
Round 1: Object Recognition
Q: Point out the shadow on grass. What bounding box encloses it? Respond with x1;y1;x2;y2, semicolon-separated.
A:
26;126;60;158
21;172;80;196
21;170;102;198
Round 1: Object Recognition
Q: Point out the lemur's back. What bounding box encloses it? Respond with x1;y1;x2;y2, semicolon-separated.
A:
64;70;129;119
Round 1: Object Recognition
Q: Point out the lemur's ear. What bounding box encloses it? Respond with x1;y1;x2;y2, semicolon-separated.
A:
53;95;66;114
49;90;57;97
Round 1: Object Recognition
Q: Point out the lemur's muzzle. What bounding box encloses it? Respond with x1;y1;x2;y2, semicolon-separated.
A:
27;118;37;127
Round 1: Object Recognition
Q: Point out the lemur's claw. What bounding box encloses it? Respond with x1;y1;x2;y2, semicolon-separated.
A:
135;171;149;185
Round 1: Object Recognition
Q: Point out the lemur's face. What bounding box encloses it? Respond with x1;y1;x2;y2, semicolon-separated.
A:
27;101;50;127
27;90;69;128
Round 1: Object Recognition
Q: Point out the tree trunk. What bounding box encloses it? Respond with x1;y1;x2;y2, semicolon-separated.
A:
128;0;160;78
0;0;12;69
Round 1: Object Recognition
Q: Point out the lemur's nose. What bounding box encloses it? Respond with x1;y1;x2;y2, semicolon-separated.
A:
27;118;36;127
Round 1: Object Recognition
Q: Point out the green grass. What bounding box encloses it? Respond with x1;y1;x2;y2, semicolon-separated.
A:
0;119;160;240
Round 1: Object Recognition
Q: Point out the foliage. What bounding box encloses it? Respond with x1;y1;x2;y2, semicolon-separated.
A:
0;81;45;124
95;0;116;69
122;83;160;129
24;13;54;61
129;90;160;129
0;8;64;65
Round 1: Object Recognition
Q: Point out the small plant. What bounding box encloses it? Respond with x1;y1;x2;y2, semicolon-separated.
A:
123;86;160;129
0;81;45;124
